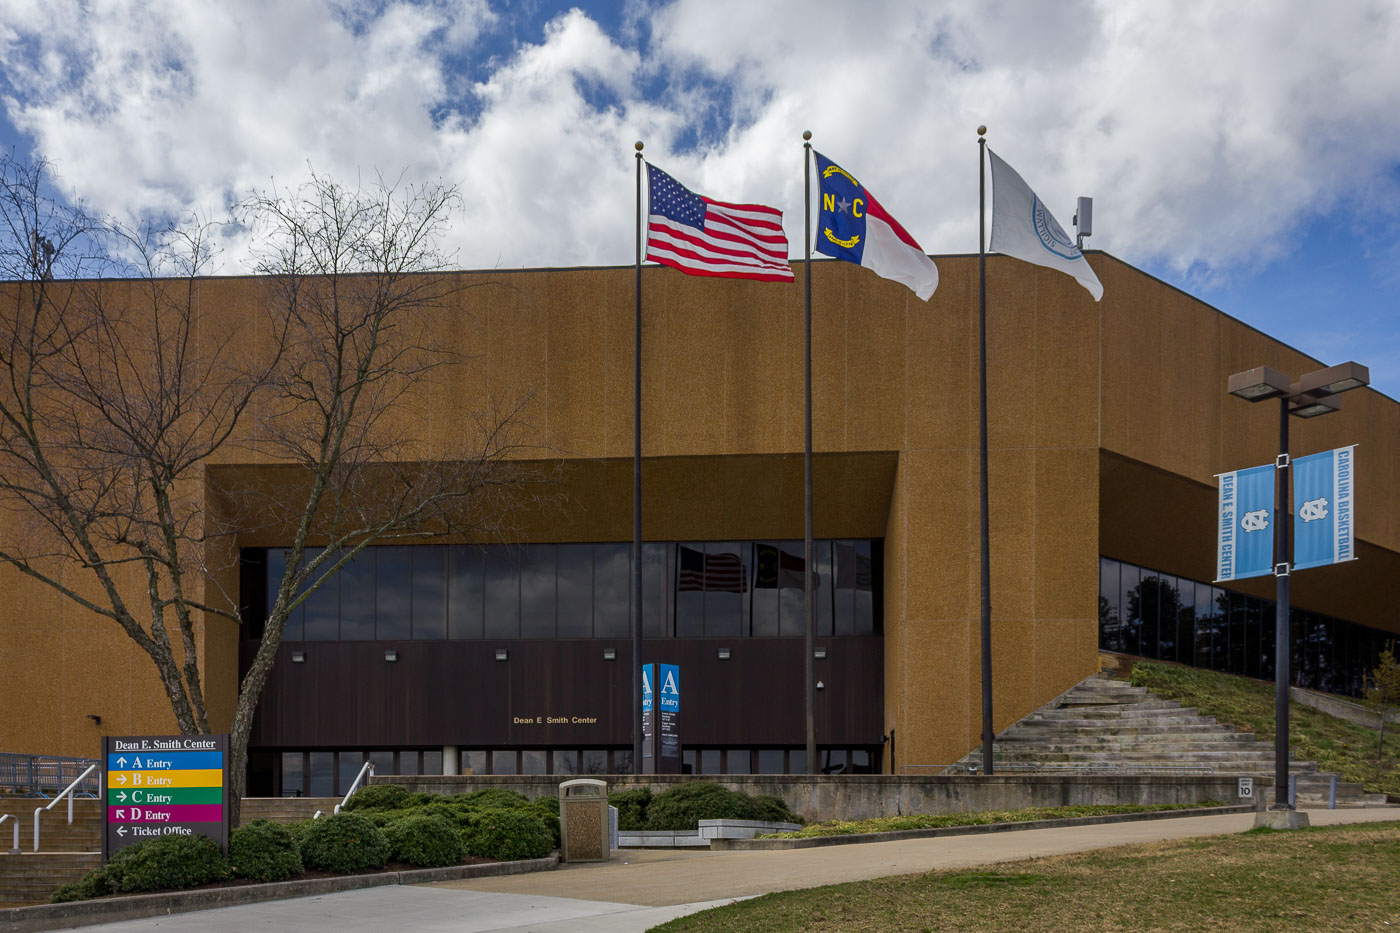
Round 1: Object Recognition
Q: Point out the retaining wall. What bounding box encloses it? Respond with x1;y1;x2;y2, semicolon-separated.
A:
375;773;1261;822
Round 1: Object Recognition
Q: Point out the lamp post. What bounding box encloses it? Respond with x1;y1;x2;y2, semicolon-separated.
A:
1226;361;1369;811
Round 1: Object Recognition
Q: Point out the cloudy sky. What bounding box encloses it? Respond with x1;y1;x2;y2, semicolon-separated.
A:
2;0;1397;396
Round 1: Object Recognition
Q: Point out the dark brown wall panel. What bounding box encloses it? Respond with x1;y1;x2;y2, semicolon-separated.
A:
243;636;883;749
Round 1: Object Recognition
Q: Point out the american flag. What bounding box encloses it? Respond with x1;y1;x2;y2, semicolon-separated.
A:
677;545;749;593
646;164;794;282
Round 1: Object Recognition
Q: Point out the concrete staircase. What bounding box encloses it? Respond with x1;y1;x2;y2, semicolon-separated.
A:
1293;774;1392;808
960;674;1320;778
240;797;340;824
0;797;102;908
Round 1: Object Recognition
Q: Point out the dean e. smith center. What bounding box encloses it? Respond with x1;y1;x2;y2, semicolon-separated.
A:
3;251;1397;795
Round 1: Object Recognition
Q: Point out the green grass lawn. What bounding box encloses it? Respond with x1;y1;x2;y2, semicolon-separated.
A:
760;803;1223;839
1127;661;1400;796
651;821;1400;932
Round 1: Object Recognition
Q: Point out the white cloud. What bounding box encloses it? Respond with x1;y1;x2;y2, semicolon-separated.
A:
0;0;1397;285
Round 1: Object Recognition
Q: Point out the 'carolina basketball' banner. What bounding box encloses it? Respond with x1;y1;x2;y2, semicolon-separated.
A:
1216;463;1275;582
1292;445;1357;572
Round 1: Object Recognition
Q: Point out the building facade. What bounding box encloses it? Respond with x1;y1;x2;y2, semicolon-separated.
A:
3;252;1397;796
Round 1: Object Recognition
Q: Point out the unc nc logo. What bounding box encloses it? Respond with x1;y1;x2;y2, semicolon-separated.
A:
1032;196;1079;260
1299;497;1329;523
1240;509;1270;533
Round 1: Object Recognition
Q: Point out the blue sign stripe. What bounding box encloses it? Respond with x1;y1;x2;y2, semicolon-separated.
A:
1293;446;1356;571
106;751;223;771
1218;464;1275;581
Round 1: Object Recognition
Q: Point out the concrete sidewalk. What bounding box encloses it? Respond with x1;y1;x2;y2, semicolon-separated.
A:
56;807;1399;932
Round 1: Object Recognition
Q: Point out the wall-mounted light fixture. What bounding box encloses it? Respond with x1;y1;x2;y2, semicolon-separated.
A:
291;650;306;663
86;714;102;726
816;680;825;691
602;648;617;661
813;647;827;660
717;648;731;660
495;648;509;662
384;650;398;663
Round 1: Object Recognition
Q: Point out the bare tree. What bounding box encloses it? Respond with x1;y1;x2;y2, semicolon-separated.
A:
0;156;547;818
0;153;273;741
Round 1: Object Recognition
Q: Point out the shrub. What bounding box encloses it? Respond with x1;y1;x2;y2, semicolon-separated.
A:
51;871;112;904
526;797;562;848
385;813;466;867
342;783;413;812
460;788;532;810
299;812;391;872
97;834;230;894
643;782;801;830
230;819;303;882
461;807;553;861
609;787;652;831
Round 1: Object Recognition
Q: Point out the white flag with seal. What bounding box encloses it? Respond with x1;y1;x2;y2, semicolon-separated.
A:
988;149;1103;301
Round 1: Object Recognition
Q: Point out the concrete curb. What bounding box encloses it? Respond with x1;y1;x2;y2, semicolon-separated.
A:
710;805;1258;850
0;854;559;933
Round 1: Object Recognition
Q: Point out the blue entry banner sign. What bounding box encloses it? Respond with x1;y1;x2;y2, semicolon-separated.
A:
1293;445;1357;572
1216;463;1275;582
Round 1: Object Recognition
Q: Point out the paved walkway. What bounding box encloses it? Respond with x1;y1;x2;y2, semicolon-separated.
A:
60;807;1399;932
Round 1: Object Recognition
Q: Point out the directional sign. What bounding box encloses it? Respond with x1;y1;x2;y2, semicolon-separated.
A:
101;735;229;860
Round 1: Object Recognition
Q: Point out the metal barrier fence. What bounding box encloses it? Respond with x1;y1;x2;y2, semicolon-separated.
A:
0;753;101;798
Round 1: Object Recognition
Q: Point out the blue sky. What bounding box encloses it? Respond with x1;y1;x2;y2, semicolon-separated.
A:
1;0;1397;397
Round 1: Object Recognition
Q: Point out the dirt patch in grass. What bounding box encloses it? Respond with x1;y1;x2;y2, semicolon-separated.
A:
653;821;1400;932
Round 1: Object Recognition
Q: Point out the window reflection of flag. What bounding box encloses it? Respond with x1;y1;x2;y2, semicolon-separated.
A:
754;544;811;588
835;542;872;590
677;545;748;592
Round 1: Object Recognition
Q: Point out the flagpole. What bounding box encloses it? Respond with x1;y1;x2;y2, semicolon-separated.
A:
977;126;994;776
633;140;645;774
802;129;816;775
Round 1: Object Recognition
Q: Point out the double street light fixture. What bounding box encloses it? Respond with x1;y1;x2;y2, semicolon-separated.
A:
1226;360;1369;813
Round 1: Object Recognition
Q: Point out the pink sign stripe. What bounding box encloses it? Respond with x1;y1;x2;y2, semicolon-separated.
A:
107;804;223;823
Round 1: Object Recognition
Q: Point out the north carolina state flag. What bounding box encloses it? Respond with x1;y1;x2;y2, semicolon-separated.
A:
814;151;938;301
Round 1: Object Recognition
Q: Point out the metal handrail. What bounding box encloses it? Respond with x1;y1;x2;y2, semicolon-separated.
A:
333;761;375;815
33;763;99;852
0;752;100;797
0;813;18;854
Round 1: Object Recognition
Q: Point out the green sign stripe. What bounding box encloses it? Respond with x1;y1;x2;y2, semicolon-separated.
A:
106;786;224;806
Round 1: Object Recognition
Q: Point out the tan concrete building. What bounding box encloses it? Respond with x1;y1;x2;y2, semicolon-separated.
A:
2;251;1396;794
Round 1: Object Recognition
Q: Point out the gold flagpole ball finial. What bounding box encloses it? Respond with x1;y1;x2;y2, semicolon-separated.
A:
802;130;812;141
977;125;987;138
635;140;644;151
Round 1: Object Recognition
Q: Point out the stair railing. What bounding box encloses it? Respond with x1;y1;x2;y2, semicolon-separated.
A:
333;761;375;815
1;813;18;854
33;763;99;852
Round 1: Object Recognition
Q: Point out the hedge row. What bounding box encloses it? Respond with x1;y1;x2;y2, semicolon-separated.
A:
609;782;803;831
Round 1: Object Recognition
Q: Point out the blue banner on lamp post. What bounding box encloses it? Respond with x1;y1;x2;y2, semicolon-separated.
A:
1217;463;1276;582
1293;445;1357;571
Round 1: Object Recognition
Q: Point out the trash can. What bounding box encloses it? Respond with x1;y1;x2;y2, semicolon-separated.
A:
558;778;609;862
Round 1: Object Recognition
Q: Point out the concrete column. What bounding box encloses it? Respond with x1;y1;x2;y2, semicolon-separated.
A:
442;745;459;776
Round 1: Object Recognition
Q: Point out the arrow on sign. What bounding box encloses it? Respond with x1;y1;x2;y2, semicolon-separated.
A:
115;809;125;819
116;826;127;837
117;791;127;803
116;774;127;785
115;756;127;768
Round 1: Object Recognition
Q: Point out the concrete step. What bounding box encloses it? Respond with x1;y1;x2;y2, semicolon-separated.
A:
1030;706;1201;721
0;852;100;907
996;739;1268;753
1052;698;1184;711
0;799;102;854
240;798;341;823
1015;720;1229;734
999;730;1253;745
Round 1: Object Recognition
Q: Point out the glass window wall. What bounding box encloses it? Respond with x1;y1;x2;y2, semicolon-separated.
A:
1099;555;1393;700
247;539;882;642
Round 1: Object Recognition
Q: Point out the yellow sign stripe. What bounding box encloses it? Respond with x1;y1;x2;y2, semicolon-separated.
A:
108;769;223;789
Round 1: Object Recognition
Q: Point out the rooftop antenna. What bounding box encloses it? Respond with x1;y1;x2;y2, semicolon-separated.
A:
1073;196;1093;250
